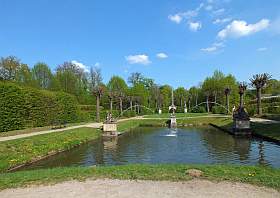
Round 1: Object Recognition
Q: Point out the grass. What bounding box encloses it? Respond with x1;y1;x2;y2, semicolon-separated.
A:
0;164;280;190
143;113;209;118
0;127;100;173
251;122;280;141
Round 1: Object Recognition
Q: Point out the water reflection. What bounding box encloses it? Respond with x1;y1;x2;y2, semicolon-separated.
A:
20;127;280;170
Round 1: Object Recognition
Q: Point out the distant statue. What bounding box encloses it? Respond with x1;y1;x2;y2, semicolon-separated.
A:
105;112;114;123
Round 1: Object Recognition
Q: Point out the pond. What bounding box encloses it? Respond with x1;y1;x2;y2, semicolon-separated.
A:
20;127;280;170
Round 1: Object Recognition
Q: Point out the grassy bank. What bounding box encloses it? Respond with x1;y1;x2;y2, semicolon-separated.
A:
251;122;280;141
0;128;100;173
0;164;279;190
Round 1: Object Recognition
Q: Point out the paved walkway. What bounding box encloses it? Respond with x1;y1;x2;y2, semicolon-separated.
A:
0;179;279;198
250;117;280;124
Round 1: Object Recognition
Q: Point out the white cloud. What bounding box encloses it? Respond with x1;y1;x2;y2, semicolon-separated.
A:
205;5;213;11
71;60;89;72
201;42;225;52
168;14;182;24
189;21;202;31
213;18;231;24
94;62;101;67
213;8;225;15
218;19;270;39
168;3;204;24
125;54;151;65
156;53;168;59
257;47;268;51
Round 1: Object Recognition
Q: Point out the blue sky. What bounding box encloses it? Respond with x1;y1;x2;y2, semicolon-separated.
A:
0;0;280;88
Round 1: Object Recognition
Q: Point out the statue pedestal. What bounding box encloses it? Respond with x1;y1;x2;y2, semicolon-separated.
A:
184;108;188;113
158;109;162;114
103;122;118;137
232;107;251;136
169;115;177;128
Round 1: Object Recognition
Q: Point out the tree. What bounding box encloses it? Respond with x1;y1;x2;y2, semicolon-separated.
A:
174;87;187;109
0;56;21;81
189;86;199;106
89;67;104;122
107;76;128;114
32;62;53;89
56;61;86;96
128;72;143;85
160;85;172;110
16;63;32;85
224;88;231;114
250;73;272;115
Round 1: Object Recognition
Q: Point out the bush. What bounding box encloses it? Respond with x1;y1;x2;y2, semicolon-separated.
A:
0;82;79;132
190;106;206;113
267;106;280;114
212;106;227;114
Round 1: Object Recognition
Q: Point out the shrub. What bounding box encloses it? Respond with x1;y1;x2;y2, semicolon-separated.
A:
190;106;206;113
0;82;79;132
212;106;227;114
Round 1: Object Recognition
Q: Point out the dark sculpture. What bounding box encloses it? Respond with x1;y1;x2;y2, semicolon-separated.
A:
233;83;250;121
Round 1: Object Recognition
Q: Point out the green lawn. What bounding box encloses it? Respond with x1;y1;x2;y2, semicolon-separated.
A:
251;122;280;141
0;127;100;173
0;164;280;190
143;113;209;118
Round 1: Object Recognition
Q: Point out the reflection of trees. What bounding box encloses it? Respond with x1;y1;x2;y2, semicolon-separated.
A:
200;127;251;161
258;141;268;166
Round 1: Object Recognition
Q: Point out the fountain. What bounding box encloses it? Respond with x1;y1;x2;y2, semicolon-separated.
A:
168;89;177;128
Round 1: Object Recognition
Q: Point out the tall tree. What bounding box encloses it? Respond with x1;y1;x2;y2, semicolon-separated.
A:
32;62;52;89
89;67;104;122
174;87;187;109
0;56;21;81
250;73;272;115
16;63;32;85
107;76;128;115
128;72;143;86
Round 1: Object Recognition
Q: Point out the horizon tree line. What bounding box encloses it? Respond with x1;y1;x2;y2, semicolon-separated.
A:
1;55;279;120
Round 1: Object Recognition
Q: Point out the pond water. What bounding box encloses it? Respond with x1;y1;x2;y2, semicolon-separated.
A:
20;127;280;170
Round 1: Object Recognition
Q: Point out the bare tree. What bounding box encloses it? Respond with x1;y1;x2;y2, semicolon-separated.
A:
89;67;104;122
250;73;272;115
224;87;231;114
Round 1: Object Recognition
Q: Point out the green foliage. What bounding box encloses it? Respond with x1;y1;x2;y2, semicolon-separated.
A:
212;106;227;114
0;82;79;132
190;106;206;113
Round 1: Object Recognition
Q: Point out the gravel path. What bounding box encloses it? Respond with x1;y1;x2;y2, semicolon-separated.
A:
0;179;279;198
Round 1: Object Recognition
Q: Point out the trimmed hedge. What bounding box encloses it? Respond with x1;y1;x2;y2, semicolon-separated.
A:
0;82;79;132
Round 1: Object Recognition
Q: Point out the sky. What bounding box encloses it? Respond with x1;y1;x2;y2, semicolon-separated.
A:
0;0;280;88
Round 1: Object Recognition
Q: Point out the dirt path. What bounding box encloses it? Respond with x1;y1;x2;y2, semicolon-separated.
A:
0;179;279;198
250;117;280;124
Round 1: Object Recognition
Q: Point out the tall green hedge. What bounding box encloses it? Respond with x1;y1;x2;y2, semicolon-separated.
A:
0;82;79;132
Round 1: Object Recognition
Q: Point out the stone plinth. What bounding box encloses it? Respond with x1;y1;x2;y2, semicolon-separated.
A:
103;122;118;137
232;107;251;136
158;109;162;114
169;115;177;128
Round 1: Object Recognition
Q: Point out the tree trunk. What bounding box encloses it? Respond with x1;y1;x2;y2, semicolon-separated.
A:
188;99;191;110
257;88;262;115
96;95;100;122
119;97;123;115
214;92;217;104
195;94;198;106
226;94;229;114
180;98;182;109
206;96;209;113
110;98;113;113
240;94;243;108
130;99;133;111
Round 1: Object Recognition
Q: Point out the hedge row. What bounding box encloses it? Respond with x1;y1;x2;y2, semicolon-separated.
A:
0;82;79;132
